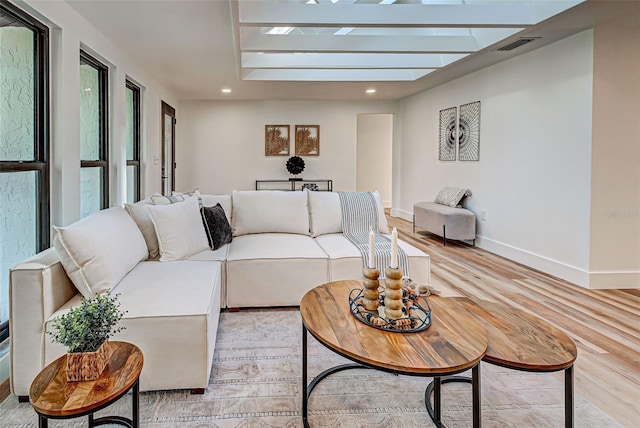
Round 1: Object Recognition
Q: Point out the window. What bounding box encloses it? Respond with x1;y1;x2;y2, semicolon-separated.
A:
125;80;141;203
80;50;108;218
0;3;49;343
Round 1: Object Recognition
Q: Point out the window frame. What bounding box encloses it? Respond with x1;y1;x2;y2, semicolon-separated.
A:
0;2;50;343
125;80;141;202
79;50;109;210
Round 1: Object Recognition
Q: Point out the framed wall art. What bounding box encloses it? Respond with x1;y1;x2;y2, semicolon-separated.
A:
438;107;457;161
265;125;290;156
458;101;480;161
295;125;320;156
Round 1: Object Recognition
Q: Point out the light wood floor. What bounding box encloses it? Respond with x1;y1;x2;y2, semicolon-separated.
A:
389;215;640;427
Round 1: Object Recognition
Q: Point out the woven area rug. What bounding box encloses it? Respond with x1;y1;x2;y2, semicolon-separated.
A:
1;310;619;427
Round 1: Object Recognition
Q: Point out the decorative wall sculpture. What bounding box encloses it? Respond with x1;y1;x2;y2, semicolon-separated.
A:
265;125;290;156
438;107;457;161
295;125;320;156
458;101;480;161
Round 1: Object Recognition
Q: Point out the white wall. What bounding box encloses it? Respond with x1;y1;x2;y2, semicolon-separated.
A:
589;9;640;288
176;100;397;194
395;31;594;287
357;114;393;207
16;0;178;226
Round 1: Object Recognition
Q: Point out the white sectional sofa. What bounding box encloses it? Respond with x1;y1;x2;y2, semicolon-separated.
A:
9;189;430;397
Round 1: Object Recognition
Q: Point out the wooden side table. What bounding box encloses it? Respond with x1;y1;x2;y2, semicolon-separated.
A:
426;298;577;427
29;341;144;428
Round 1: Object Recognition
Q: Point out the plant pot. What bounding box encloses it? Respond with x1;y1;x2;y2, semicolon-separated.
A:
66;340;110;382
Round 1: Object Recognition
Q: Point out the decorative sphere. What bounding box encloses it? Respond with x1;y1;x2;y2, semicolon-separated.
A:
286;156;305;175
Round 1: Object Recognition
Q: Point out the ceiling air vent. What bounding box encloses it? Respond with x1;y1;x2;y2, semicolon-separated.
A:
496;37;540;52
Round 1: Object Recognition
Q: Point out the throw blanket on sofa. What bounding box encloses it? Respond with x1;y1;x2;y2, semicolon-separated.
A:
338;192;410;276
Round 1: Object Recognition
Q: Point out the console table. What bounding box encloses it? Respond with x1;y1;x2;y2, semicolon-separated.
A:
255;179;332;192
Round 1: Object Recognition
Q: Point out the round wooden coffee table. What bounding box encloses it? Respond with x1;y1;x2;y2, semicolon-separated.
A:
425;297;577;428
29;341;144;428
300;280;488;428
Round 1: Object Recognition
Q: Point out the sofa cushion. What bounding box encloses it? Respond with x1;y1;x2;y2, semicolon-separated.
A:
53;207;148;298
146;197;209;261
226;233;329;307
307;190;342;237
124;198;159;260
201;194;232;223
307;190;389;236
231;190;309;236
201;204;233;250
314;233;430;285
46;260;222;391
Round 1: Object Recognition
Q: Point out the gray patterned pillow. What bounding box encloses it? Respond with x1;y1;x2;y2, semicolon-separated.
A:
434;187;471;207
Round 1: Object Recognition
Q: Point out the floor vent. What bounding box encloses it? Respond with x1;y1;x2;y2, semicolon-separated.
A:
496;37;540;52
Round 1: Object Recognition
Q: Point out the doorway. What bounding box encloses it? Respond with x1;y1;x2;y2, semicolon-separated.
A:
161;101;176;195
356;114;393;208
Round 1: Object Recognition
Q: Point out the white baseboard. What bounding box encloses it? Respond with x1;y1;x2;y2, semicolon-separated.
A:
391;208;412;222
475;235;591;288
588;271;640;289
382;200;392;209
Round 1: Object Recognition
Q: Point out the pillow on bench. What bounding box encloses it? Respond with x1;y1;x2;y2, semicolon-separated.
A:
434;187;471;208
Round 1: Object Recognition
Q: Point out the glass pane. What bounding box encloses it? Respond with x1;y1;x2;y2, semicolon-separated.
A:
0;25;35;161
80;167;103;218
126;165;138;204
79;63;100;160
0;171;37;325
125;86;135;160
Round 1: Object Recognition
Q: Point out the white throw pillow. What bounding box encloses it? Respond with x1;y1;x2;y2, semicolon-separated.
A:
372;190;390;234
146;197;210;261
232;190;310;236
307;190;343;237
124;198;159;260
53;207;148;298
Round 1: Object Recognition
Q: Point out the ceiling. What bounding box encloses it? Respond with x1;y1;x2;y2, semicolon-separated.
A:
64;0;611;101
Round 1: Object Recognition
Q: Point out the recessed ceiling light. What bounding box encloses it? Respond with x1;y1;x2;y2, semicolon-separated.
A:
366;88;376;94
222;88;232;94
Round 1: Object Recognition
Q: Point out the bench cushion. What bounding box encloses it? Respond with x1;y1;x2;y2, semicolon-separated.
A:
414;202;476;241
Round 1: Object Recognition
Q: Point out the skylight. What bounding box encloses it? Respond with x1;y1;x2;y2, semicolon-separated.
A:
237;0;586;82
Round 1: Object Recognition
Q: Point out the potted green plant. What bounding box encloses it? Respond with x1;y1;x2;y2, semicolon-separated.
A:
47;291;126;381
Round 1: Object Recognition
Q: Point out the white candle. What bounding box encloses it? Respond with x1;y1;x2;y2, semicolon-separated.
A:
390;227;398;269
368;227;375;268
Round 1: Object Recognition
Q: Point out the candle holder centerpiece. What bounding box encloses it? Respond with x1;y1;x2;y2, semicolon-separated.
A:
349;226;432;333
349;272;432;333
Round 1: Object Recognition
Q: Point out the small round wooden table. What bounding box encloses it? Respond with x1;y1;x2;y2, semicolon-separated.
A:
300;280;488;428
425;298;578;428
29;341;144;428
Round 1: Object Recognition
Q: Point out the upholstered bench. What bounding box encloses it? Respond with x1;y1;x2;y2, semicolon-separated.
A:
413;202;476;246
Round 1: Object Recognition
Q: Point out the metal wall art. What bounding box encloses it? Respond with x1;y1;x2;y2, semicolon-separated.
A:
438;101;480;161
438;107;457;161
459;101;480;161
